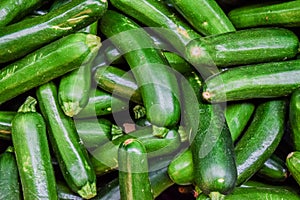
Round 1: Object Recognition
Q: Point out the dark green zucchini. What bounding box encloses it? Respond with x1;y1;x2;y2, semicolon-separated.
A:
202;60;300;103
36;82;97;199
100;10;181;129
0;33;101;105
170;0;235;36
286;151;300;187
289;88;300;151
11;96;57;199
0;111;16;140
234;99;286;186
0;146;21;200
228;1;300;29
0;0;107;64
76;88;129;119
109;0;200;53
118;138;154;200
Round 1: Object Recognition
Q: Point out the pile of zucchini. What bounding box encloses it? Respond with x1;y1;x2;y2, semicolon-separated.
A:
1;0;300;199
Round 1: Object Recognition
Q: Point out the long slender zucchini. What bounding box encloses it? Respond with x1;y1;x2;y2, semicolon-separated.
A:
170;0;235;36
0;146;21;200
289;88;300;151
0;0;107;64
11;96;57;199
203;60;300;103
0;33;101;105
100;10;181;129
0;111;16;140
36;82;97;199
228;1;300;29
118;138;154;200
234;99;286;186
186;27;299;73
109;0;200;53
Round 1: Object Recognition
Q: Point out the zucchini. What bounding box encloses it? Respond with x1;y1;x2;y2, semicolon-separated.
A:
11;96;57;199
203;60;300;103
118;138;154;200
0;0;107;64
0;146;21;200
0;0;44;26
234;99;286;186
286;151;300;187
0;111;16;140
0;33;101;105
57;180;83;200
76;88;129;119
170;0;235;36
289;88;300;151
100;10;181;129
164;52;193;74
228;1;300;29
36;82;97;199
186;27;299;74
109;0;200;54
91;126;181;176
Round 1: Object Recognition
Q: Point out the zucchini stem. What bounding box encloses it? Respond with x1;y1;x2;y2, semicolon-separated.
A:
17;96;37;113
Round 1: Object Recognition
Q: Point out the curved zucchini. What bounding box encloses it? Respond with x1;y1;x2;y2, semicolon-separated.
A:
118;138;154;200
36;82;97;199
289;88;300;151
0;33;101;105
0;146;21;200
0;111;16;140
228;1;300;29
0;0;107;64
170;0;235;36
11;96;57;199
234;99;287;186
100;10;181;128
203;60;300;103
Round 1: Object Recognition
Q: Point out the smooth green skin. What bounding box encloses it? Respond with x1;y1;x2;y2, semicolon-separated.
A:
11;99;57;200
0;111;16;140
229;1;300;28
90;127;181;176
171;0;235;36
109;0;200;53
0;33;101;106
186;27;299;75
289;89;300;151
203;59;300;103
36;82;97;199
118;139;154;200
94;66;142;104
225;102;255;142
286;151;300;187
0;0;107;64
0;147;21;200
76;88;129;119
58;22;99;117
256;154;288;182
0;0;43;26
235;100;286;186
100;10;181;128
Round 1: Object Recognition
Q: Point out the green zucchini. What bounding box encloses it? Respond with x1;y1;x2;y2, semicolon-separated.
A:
289;88;300;151
286;151;300;187
203;60;300;103
100;10;181;129
0;146;21;200
11;96;57;199
76;88;129;119
0;0;107;64
109;0;200;54
118;138;154;200
0;0;44;26
0;111;16;140
234;99;286;186
36;82;97;199
170;0;235;36
94;66;142;104
255;154;288;182
186;27;299;74
228;1;300;29
225;102;255;142
0;33;101;105
91;126;181;176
